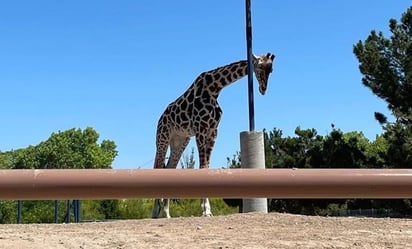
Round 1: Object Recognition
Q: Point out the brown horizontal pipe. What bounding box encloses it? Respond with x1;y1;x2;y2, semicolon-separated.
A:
0;169;412;200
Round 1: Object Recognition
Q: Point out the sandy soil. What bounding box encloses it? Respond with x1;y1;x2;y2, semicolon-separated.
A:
0;213;411;249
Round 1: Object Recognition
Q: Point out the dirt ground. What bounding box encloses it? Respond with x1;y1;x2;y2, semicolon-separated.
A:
0;212;411;249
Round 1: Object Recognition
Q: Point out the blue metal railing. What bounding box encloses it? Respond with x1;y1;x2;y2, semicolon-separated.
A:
16;200;81;224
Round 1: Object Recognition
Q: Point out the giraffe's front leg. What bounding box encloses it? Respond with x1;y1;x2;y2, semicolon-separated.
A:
162;198;171;218
152;198;171;218
201;198;212;217
152;198;161;218
196;131;218;217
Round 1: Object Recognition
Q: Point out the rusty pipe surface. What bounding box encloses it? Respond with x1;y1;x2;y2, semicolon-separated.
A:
0;169;412;200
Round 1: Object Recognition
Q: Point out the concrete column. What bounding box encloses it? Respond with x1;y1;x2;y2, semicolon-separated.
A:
240;131;268;213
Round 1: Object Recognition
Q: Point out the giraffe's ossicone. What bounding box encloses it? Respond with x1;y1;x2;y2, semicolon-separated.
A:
152;53;276;218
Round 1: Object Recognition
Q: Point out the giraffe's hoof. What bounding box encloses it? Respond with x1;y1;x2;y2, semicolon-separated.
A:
202;212;213;217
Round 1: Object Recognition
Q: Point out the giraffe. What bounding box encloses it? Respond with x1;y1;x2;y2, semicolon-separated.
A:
152;53;276;218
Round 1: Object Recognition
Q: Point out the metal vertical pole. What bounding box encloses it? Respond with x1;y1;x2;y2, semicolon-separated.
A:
74;200;80;223
54;200;59;223
77;200;81;222
66;200;70;222
17;200;22;224
245;0;255;132
73;200;77;222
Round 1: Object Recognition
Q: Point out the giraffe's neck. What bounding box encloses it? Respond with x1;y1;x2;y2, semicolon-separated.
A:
192;60;249;99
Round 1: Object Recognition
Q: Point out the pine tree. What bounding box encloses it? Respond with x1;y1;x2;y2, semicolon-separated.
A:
354;7;412;167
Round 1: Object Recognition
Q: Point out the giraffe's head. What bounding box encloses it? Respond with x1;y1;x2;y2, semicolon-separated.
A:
253;53;276;95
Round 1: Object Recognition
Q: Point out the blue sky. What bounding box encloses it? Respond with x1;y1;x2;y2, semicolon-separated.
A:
1;1;410;169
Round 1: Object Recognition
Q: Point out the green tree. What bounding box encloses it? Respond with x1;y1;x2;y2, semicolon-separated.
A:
0;201;16;223
7;127;118;169
263;127;323;168
180;147;196;169
0;151;13;169
364;134;388;168
263;128;283;168
321;129;368;168
98;200;121;219
226;151;241;168
0;152;6;169
354;6;412;168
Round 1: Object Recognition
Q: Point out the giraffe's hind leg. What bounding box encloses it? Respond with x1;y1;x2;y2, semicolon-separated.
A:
152;128;169;218
201;198;212;217
156;135;191;218
165;135;191;169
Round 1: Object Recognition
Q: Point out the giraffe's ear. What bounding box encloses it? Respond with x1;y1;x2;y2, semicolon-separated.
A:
266;53;271;58
252;54;258;61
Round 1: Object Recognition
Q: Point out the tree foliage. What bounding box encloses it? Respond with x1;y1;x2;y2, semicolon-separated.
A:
264;127;378;169
354;6;412;168
0;127;117;169
180;147;196;169
225;125;411;216
353;7;412;121
226;151;241;168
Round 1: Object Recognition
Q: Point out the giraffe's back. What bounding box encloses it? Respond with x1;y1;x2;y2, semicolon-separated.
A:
157;91;222;140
